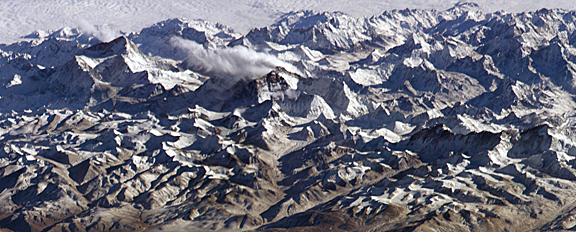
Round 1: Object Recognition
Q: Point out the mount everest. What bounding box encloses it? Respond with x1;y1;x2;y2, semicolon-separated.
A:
2;2;576;231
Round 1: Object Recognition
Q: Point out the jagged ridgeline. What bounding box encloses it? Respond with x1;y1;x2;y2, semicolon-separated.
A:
3;2;576;231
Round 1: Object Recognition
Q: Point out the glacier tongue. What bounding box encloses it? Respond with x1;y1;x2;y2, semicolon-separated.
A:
4;3;576;231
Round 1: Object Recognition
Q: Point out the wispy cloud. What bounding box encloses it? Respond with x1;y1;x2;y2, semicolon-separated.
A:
77;19;120;42
170;37;300;81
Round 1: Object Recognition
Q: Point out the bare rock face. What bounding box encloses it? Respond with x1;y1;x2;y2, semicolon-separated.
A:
4;3;576;231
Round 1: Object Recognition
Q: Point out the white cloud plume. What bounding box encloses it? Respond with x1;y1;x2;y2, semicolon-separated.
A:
77;19;120;42
170;37;301;81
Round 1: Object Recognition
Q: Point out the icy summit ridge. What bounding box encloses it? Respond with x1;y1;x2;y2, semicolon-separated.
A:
3;3;576;231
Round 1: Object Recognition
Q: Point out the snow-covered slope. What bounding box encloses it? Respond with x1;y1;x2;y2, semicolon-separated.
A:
4;3;576;231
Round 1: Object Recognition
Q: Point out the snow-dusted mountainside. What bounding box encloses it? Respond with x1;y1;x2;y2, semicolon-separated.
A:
4;3;576;231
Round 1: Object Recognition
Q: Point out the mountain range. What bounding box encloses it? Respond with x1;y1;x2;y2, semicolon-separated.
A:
1;2;576;231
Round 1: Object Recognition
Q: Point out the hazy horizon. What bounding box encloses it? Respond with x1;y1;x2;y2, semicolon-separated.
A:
0;0;573;44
